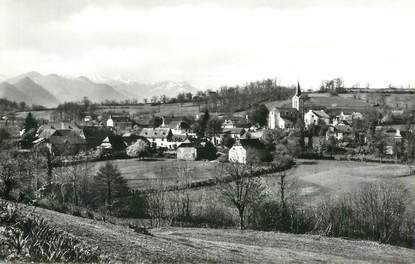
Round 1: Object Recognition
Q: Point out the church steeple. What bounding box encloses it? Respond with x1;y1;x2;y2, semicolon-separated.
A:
292;82;303;113
295;82;302;96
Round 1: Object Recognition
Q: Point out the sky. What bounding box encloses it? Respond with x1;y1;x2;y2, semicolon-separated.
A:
1;0;414;90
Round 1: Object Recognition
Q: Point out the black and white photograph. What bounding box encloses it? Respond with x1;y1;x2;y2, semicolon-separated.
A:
0;0;414;263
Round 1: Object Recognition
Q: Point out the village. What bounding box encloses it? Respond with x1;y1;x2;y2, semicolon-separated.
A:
2;83;412;167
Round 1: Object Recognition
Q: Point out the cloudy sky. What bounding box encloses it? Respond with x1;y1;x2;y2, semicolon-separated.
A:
1;0;414;89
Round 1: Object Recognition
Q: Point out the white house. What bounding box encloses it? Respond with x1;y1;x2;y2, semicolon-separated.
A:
304;110;330;128
228;138;271;164
332;111;363;126
106;115;114;127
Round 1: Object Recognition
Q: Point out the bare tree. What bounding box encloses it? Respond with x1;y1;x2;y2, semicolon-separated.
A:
218;163;265;230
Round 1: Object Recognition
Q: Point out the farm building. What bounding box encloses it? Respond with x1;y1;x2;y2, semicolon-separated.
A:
162;117;191;135
34;129;86;156
176;139;202;160
221;127;246;139
228;138;271;164
98;135;127;152
140;127;174;149
326;124;353;141
82;126;114;149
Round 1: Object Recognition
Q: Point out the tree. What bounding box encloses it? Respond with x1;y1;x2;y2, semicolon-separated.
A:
218;164;265;230
249;104;269;127
150;116;163;128
206;117;222;138
0;128;10;144
93;162;129;206
126;139;150;159
325;135;337;157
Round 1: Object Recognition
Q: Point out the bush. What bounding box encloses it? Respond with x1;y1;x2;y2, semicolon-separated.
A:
0;201;99;262
188;206;235;228
314;181;413;247
248;201;315;234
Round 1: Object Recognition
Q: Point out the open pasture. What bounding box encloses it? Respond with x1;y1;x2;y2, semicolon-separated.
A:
88;158;224;190
261;159;415;209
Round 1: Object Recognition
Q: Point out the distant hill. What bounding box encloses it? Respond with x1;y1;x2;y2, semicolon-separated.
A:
8;72;126;104
0;82;30;104
13;77;59;107
107;80;199;102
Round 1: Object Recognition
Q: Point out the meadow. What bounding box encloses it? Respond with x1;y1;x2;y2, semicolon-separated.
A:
87;158;415;211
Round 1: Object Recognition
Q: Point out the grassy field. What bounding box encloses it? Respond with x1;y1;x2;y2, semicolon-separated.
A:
261;159;415;210
22;204;415;263
87;158;415;211
89;158;225;190
95;102;205;116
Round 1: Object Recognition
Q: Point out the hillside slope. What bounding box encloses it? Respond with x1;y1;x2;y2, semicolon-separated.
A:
23;205;415;263
8;72;126;104
13;77;60;107
0;82;30;103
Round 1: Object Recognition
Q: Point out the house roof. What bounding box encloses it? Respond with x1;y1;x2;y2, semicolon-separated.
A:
312;110;330;119
49;129;86;145
222;128;245;135
140;127;171;138
99;135;127;150
238;138;266;150
333;125;353;133
37;128;56;139
270;107;298;114
177;138;203;149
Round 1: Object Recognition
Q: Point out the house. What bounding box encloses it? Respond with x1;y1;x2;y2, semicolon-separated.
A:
139;127;173;149
221;128;246;139
333;111;363;125
326;124;353;141
228;138;271;164
304;109;330;128
35;129;87;156
162;117;191;135
221;116;249;129
106;114;132;133
98;135;127;152
82;126;114;149
268;107;298;129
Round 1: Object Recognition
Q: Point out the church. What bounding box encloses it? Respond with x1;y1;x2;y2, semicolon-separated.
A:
268;83;303;129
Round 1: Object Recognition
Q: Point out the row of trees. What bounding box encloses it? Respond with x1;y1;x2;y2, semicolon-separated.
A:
144;79;293;114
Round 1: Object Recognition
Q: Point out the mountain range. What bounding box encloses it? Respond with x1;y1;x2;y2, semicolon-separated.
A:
0;72;199;107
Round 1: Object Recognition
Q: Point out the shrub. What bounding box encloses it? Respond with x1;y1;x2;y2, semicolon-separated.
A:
0;201;99;262
248;201;315;234
314;181;413;247
188;206;235;228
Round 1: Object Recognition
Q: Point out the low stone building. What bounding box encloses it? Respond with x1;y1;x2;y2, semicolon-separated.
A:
176;139;201;160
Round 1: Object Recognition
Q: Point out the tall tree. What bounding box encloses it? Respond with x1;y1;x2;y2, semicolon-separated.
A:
24;112;38;132
93;162;129;206
249;104;269;127
218;164;265;230
126;139;150;159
